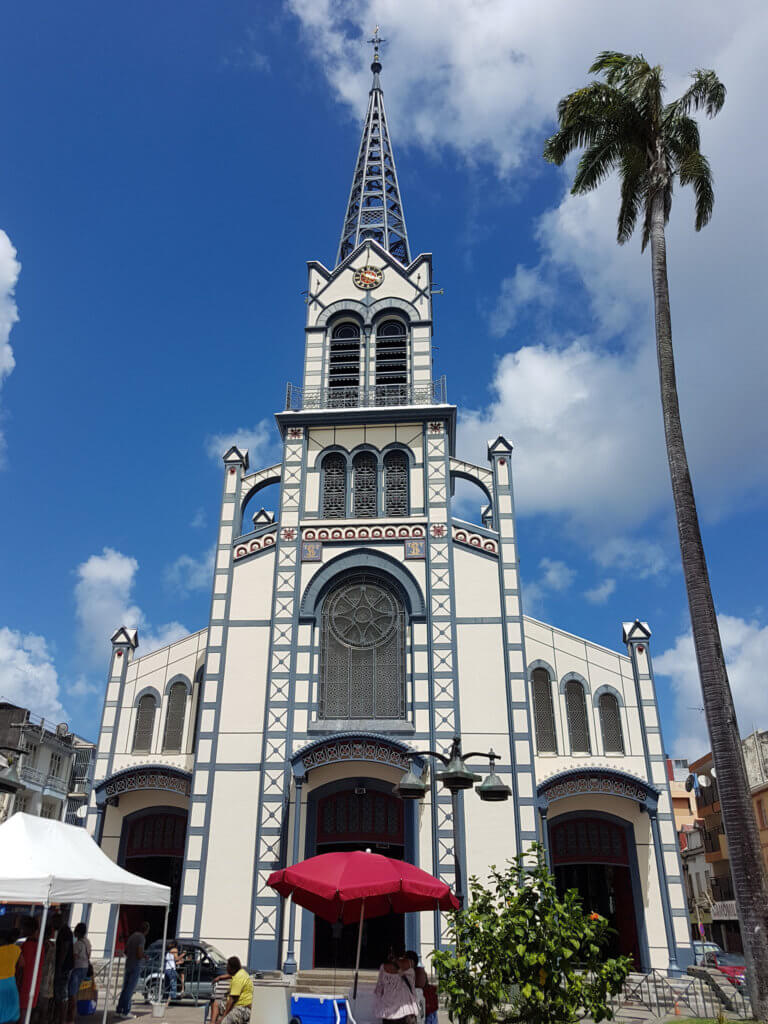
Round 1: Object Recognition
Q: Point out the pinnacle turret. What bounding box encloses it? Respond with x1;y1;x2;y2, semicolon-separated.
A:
335;28;411;267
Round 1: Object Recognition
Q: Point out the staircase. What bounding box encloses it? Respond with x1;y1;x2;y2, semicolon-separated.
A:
294;968;378;996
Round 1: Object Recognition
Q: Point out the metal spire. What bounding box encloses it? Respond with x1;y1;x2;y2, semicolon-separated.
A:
335;27;411;267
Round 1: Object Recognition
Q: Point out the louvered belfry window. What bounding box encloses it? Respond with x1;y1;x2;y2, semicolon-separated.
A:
532;668;557;753
133;694;157;753
565;680;591;754
163;682;187;753
383;450;408;517
320;575;405;721
599;692;625;754
328;323;361;406
322;453;347;518
353;451;378;517
375;320;408;403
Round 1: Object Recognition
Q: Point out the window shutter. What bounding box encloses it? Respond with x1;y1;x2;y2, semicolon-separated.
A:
532;669;557;753
383;450;408;517
321;453;347;518
565;680;591;753
599;692;624;754
353;452;378;517
133;695;157;753
163;682;187;753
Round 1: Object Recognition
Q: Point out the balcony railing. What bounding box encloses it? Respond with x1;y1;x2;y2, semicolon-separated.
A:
20;765;44;785
19;765;68;794
711;876;735;901
285;377;447;412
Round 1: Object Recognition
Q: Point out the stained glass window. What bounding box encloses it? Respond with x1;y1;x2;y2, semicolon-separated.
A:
353;451;378;517
322;452;347;518
599;692;624;754
565;680;591;754
162;682;187;753
532;668;557;753
383;450;408;516
320;575;406;720
133;694;157;753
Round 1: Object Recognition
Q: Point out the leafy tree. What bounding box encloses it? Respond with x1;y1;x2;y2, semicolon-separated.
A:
431;846;630;1024
543;53;768;1018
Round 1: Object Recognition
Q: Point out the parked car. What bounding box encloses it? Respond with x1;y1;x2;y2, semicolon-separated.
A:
692;940;723;964
702;951;747;987
139;940;229;1003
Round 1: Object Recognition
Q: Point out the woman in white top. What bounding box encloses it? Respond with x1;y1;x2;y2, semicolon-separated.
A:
66;923;91;1024
373;954;420;1024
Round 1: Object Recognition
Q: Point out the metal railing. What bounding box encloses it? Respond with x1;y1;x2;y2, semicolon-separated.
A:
20;765;44;785
711;875;735;901
285;377;447;411
606;968;752;1020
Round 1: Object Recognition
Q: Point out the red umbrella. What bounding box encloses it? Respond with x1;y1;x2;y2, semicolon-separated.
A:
268;850;459;995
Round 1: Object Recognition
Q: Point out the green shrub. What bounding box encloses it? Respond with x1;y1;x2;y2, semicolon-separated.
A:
431;844;631;1024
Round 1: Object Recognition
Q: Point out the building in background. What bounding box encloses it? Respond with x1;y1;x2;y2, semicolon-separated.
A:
83;40;692;975
0;702;94;824
685;729;767;952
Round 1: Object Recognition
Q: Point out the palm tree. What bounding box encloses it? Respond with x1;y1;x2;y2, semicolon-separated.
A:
544;53;768;1014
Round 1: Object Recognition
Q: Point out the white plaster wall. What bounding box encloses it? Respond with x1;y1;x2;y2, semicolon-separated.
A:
217;625;271;764
453;548;502;620
229;553;276;621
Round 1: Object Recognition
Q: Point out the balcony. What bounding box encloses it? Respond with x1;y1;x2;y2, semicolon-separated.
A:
19;765;68;795
711;876;735;902
285;378;447;412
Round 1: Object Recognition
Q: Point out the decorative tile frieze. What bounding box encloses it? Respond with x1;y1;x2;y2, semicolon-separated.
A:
452;525;499;556
302;523;426;543
233;528;278;561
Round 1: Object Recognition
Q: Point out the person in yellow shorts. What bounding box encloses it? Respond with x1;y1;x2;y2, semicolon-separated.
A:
220;957;253;1024
0;929;22;1024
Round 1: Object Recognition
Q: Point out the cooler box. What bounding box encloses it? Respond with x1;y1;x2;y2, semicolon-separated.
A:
77;979;97;1016
290;994;354;1023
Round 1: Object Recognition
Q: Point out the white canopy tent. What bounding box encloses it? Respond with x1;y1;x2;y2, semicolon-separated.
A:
0;814;170;1024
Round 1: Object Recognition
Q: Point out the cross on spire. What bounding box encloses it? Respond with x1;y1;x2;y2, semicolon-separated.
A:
335;28;411;267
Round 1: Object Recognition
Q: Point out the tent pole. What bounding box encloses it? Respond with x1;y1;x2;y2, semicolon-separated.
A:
158;904;170;1003
352;900;365;1001
23;896;50;1024
101;914;118;1024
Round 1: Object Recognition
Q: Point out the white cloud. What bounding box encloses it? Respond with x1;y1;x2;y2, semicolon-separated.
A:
584;579;616;605
539;557;575;592
656;613;768;756
205;419;278;465
165;546;215;596
0;628;65;721
0;231;21;464
489;266;553;337
189;508;207;529
68;676;101;698
594;538;669;580
75;548;188;667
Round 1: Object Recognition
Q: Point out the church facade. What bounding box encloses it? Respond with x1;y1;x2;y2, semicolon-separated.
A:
84;44;692;975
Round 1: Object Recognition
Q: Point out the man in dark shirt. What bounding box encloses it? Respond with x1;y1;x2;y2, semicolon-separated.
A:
116;922;149;1019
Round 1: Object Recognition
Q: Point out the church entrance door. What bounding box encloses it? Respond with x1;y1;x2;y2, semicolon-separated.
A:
550;817;642;969
118;809;187;947
313;787;405;969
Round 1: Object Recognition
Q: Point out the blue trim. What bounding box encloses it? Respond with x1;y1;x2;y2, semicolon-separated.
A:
536;765;660;808
559;671;590;694
133;685;160;706
299;548;427;621
593;684;624;708
164;674;192;696
546;808;651;973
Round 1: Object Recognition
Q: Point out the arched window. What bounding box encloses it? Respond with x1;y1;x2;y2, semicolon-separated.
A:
375;319;408;404
383;450;408;517
352;451;378;517
162;682;187;753
328;323;361;407
531;668;557;753
599;692;625;754
133;694;157;753
565;680;591;754
321;452;347;518
320;575;406;720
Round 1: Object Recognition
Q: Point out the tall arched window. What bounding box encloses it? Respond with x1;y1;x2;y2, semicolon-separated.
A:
133;694;157;753
383;450;408;517
353;451;378;517
599;692;625;754
321;452;347;518
565;680;591;754
375;319;408;404
320;575;406;720
328;323;361;406
531;668;557;753
162;682;187;753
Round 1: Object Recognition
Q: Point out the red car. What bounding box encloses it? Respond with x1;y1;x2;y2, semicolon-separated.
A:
703;951;746;987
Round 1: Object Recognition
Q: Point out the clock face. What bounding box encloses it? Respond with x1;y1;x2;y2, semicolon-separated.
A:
353;265;384;290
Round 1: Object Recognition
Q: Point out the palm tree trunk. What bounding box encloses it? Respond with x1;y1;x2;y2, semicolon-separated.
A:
649;190;768;1016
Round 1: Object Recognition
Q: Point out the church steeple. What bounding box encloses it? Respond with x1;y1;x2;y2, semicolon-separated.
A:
336;29;411;267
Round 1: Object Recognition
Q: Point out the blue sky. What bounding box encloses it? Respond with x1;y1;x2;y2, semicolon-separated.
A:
0;0;766;756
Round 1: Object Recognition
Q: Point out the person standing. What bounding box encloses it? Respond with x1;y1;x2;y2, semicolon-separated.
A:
18;917;43;1023
34;923;56;1024
0;930;22;1024
65;925;90;1024
373;952;419;1024
219;958;252;1024
116;922;149;1019
163;944;178;1002
53;923;72;1024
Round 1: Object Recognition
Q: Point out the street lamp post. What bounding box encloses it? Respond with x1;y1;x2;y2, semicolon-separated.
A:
394;735;511;907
